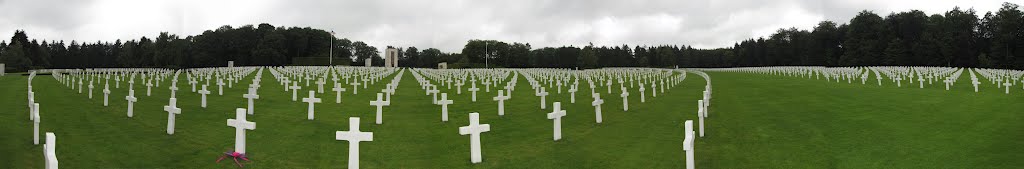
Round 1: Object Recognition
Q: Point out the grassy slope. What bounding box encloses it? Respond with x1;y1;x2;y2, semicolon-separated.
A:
0;69;705;168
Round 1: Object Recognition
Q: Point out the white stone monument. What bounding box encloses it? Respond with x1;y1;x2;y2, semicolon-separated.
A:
385;48;399;68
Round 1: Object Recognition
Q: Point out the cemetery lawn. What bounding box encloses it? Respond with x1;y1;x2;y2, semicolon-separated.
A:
698;71;1024;168
0;70;704;168
2;69;1022;168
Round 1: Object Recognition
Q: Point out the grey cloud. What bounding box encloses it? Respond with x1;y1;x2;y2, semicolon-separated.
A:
0;0;1004;52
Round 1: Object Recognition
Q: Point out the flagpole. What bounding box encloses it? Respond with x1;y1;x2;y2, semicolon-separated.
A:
330;31;335;66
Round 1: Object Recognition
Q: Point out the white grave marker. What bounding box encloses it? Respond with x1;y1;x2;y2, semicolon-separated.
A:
335;117;373;169
164;98;182;135
198;85;210;108
592;93;604;123
302;90;322;120
44;132;58;169
125;90;137;117
547;102;567;141
493;90;509;116
227;108;255;154
438;93;454;122
458;113;490;164
243;87;259;115
369;93;389;124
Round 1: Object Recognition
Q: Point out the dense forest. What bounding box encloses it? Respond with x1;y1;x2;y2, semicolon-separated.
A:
1;3;1023;72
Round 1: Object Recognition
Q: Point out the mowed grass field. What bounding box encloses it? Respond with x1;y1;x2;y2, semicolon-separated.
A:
1;68;1022;168
698;71;1024;168
0;69;705;168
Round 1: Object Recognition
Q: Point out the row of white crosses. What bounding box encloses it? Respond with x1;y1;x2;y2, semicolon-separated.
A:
24;71;59;169
708;66;1024;95
42;66;691;168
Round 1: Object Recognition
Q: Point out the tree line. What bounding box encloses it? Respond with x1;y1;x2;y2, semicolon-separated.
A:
1;3;1023;72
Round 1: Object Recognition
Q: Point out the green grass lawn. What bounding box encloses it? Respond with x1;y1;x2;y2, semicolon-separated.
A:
0;69;705;168
2;68;1021;168
698;70;1024;168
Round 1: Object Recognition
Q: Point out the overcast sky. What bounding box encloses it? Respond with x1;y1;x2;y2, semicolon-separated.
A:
0;0;1007;53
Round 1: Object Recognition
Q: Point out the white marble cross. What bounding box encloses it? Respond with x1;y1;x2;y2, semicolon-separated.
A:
88;81;95;99
332;83;346;104
217;78;225;95
77;79;83;93
28;91;34;121
698;100;705;137
427;86;439;104
198;85;211;108
972;79;981;92
303;90;322;120
592;93;604;123
458;112;490;164
481;81;491;92
290;81;302;101
227;108;256;154
568;85;577;103
164;98;182;135
103;82;111;106
1004;82;1012;94
639;83;646;103
493;90;510;116
316;78;326;93
125;89;137;118
33;103;40;145
243;87;259;115
456;81;464;94
369;93;389;124
919;76;925;88
189;78;198;92
620;87;630;111
146;80;153;96
438;93;454;122
683;120;695;169
350;82;361;94
43;132;58;169
547;102;567;141
652;82;658;97
335;117;373;169
169;84;179;98
468;82;480;102
536;87;549;109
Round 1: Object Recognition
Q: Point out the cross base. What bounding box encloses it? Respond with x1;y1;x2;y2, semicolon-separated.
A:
216;150;251;168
